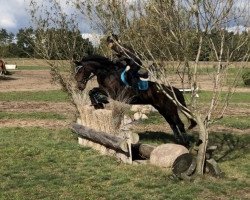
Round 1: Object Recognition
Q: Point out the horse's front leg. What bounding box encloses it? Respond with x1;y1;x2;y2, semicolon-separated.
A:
89;87;109;109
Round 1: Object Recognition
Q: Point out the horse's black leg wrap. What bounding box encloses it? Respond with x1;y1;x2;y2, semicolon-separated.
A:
89;88;109;109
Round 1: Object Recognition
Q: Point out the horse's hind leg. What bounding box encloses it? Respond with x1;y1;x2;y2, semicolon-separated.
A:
158;109;190;147
172;115;190;147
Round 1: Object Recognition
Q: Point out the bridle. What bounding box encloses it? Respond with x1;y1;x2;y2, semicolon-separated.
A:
75;64;95;86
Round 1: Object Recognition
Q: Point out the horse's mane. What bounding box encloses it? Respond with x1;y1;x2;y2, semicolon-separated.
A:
79;54;121;72
80;55;115;66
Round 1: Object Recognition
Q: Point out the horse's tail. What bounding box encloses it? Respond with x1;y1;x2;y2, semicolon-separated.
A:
179;102;197;130
174;87;197;130
187;116;197;130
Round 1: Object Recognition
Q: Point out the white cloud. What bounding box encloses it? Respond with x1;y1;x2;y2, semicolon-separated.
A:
1;0;249;35
0;0;30;32
82;33;104;46
226;25;249;34
0;15;16;28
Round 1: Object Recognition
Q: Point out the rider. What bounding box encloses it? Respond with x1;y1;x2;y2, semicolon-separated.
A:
106;34;148;91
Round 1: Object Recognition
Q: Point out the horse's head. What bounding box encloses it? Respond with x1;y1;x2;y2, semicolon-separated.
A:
74;61;92;91
74;55;117;90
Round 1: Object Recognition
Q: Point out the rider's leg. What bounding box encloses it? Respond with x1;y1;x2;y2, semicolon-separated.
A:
125;66;140;91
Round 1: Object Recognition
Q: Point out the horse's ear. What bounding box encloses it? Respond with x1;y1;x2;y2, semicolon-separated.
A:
74;61;81;66
112;34;120;43
107;36;113;43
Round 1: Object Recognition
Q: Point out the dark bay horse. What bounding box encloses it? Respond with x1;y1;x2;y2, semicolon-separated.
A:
74;55;196;146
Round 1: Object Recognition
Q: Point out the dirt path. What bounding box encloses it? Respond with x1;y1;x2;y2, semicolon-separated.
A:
0;119;70;129
0;101;75;114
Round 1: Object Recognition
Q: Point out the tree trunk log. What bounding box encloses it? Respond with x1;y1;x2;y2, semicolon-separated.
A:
72;123;129;153
195;114;208;175
137;143;156;159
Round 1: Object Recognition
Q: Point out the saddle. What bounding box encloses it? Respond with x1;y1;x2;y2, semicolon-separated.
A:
120;68;149;91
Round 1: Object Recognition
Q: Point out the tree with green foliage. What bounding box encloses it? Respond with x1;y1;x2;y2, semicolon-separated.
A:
15;27;35;57
34;28;93;60
0;28;15;57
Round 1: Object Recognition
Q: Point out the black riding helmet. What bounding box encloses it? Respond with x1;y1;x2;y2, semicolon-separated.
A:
107;34;123;55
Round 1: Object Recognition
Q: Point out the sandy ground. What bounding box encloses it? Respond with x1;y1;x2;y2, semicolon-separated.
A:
0;70;60;92
0;70;249;132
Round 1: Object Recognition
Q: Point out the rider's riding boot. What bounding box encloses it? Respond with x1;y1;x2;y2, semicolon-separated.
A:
130;78;139;93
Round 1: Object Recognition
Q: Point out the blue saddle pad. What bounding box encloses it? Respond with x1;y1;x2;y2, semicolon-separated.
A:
138;79;149;90
120;69;149;91
120;69;129;86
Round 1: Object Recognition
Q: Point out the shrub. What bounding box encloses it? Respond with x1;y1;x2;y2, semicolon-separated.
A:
242;71;250;86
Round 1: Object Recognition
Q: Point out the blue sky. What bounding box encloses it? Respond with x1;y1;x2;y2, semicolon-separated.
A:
1;0;249;34
0;0;92;34
0;0;31;33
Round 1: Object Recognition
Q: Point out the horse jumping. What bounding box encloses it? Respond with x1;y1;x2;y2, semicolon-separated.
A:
74;55;196;147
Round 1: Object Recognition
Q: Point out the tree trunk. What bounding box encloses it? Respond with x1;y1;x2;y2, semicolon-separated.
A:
195;114;208;175
72;123;129;153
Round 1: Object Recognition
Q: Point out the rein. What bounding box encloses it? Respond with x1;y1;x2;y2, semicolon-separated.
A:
77;74;95;85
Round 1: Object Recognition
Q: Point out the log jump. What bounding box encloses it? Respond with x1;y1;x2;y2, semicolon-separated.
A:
73;105;221;179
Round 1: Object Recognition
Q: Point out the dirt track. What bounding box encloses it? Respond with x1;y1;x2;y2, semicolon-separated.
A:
0;70;249;132
0;70;75;128
0;70;60;92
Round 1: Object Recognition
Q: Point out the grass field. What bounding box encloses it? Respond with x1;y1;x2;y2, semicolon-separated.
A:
0;111;66;120
0;62;250;199
0;90;70;102
0;127;249;199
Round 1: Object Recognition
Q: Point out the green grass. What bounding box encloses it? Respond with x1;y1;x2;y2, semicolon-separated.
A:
0;127;249;199
0;111;67;120
140;112;165;125
140;111;250;130
142;111;250;127
185;91;250;103
214;116;250;130
16;65;70;72
1;62;249;199
0;90;70;102
17;66;50;70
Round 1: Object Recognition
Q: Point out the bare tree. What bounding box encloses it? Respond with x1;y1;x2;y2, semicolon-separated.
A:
74;0;250;176
27;0;97;114
27;0;250;176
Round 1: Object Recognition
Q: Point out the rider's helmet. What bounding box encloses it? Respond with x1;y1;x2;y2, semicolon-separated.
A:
107;34;120;49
